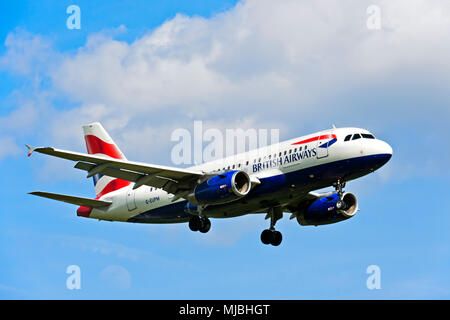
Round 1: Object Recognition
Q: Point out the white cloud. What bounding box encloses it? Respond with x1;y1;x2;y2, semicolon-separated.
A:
1;0;449;178
0;29;58;76
44;0;450;120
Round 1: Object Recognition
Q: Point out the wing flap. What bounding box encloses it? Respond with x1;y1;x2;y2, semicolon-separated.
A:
29;191;112;208
74;161;142;182
73;162;176;190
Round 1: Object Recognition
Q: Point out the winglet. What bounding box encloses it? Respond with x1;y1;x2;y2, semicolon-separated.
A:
25;144;36;157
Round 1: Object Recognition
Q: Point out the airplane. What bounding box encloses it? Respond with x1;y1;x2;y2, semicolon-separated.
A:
27;122;392;246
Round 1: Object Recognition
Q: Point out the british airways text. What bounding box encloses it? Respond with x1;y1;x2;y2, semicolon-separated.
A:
252;148;317;172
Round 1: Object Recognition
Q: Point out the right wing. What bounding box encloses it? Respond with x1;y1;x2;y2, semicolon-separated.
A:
26;145;205;197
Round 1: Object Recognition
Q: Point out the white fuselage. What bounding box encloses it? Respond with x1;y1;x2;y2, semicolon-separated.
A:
88;127;392;223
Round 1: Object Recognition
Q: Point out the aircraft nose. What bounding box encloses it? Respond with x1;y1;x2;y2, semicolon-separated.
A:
371;140;392;168
379;140;393;157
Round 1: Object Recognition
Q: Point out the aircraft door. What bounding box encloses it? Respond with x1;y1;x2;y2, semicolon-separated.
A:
316;133;332;159
126;188;137;211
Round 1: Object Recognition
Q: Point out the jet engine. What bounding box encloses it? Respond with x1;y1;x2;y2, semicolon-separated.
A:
187;170;251;205
296;192;358;226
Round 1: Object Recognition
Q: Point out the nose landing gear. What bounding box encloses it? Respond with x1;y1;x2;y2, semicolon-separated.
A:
260;206;283;246
333;179;347;210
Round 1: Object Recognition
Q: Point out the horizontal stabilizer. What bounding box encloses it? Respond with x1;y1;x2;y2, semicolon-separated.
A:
29;191;112;208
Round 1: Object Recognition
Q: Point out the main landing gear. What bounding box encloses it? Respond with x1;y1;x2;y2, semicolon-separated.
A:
261;229;282;246
333;179;347;210
261;206;283;246
189;215;211;233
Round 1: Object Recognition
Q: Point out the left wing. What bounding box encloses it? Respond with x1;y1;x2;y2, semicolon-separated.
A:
27;145;205;196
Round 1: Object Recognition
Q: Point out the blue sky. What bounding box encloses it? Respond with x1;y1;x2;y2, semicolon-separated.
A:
1;0;449;299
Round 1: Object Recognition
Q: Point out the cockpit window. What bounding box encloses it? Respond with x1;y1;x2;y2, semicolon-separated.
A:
362;133;375;139
344;134;352;141
352;133;361;140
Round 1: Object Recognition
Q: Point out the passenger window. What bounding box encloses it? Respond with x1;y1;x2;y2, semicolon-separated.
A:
305;145;307;150
289;149;292;154
284;151;287;155
294;148;297;152
299;147;302;151
344;135;352;141
246;161;249;165
279;152;282;157
232;164;235;169
352;134;361;140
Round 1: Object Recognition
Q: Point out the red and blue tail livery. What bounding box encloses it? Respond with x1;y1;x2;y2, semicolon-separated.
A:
27;123;392;246
82;123;131;198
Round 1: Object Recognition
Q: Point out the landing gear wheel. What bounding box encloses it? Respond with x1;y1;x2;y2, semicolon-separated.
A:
199;218;211;233
271;231;282;246
336;200;346;210
189;216;211;233
261;229;273;245
189;216;201;232
261;206;284;246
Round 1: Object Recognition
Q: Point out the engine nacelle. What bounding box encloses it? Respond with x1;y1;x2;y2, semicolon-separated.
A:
187;170;251;205
296;192;358;226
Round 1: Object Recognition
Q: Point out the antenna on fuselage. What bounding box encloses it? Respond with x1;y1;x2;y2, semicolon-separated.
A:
332;124;337;129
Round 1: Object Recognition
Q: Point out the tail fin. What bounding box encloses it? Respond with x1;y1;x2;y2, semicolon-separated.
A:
82;122;131;198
